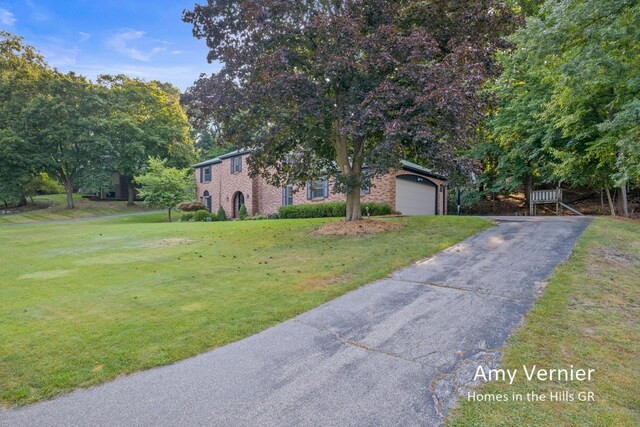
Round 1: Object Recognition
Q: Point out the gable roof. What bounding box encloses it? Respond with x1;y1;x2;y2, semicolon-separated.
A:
400;160;447;180
193;150;446;181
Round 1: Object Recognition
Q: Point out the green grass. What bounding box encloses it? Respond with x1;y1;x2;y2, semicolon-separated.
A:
0;214;490;407
448;218;640;427
0;194;153;225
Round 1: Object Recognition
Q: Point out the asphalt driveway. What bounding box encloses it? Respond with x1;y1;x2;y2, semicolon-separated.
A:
0;216;591;427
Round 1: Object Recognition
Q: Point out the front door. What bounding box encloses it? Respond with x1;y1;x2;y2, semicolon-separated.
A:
233;192;245;218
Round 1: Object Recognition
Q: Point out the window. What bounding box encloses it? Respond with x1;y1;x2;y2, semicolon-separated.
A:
307;178;328;200
203;190;212;212
203;166;212;182
230;155;242;173
361;168;370;195
282;184;294;206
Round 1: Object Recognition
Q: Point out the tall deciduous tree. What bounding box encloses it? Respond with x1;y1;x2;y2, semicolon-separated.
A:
0;32;51;206
98;75;196;205
486;0;640;216
183;0;518;220
23;73;110;209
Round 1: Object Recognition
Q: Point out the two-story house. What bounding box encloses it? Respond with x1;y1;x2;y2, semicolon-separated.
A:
193;150;448;218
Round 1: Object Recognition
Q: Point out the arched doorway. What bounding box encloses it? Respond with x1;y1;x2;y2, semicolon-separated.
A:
232;191;245;218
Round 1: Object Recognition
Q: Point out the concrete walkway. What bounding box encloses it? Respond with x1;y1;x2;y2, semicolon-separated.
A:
0;216;591;427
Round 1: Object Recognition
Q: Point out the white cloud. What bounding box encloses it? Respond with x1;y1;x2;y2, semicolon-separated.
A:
25;0;50;22
0;8;16;26
106;29;167;62
78;32;91;43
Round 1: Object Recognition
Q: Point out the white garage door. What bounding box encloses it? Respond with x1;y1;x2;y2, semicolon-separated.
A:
395;176;436;215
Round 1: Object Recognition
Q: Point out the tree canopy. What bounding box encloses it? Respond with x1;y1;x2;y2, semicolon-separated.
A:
183;0;518;220
135;157;194;222
0;32;196;209
480;0;639;216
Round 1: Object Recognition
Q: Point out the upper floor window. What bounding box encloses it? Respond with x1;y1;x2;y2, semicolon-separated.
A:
361;184;370;195
307;178;328;200
203;166;212;182
230;155;242;173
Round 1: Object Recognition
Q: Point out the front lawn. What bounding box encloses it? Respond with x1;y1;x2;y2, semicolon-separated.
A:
448;218;640;427
0;194;152;225
0;215;490;406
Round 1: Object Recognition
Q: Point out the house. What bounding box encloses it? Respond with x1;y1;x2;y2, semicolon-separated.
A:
193;150;447;218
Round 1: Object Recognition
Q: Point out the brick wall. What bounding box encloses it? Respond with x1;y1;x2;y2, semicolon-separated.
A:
196;160;447;217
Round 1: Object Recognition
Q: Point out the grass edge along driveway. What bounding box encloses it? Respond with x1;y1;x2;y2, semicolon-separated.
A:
447;217;640;427
0;215;490;407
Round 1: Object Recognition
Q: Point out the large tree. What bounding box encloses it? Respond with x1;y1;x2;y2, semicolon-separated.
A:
98;75;195;205
485;0;640;216
0;32;51;206
183;0;518;220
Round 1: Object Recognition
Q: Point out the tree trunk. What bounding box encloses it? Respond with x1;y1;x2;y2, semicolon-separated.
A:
127;182;136;206
346;188;362;221
167;208;172;223
620;184;629;218
17;196;28;207
64;179;74;209
523;171;532;209
605;187;615;216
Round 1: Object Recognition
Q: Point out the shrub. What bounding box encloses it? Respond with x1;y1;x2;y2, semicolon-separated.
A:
193;209;210;221
216;205;227;221
361;202;394;216
238;204;248;220
180;212;194;222
176;200;206;212
278;201;393;219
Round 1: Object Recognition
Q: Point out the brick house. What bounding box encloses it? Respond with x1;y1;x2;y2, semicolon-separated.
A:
193;150;447;218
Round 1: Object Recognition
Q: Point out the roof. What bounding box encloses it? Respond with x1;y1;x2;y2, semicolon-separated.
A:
193;150;446;181
400;160;447;180
192;149;252;168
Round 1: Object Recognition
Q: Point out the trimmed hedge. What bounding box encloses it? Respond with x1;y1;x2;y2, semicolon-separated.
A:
176;200;206;212
278;201;393;219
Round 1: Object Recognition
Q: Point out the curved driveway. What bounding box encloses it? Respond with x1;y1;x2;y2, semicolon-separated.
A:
0;216;591;427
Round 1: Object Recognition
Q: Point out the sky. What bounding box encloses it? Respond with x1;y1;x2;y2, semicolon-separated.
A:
0;0;220;91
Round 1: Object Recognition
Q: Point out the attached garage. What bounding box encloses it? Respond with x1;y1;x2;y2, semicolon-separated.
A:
395;174;437;216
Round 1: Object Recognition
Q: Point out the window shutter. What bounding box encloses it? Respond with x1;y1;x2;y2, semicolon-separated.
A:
323;179;329;198
230;158;234;173
282;187;286;206
306;182;311;200
238;156;242;172
199;168;203;183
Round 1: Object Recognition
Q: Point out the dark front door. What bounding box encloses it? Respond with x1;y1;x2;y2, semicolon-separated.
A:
233;192;245;217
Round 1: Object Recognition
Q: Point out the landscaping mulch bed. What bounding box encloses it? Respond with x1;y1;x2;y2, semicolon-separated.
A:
314;219;403;235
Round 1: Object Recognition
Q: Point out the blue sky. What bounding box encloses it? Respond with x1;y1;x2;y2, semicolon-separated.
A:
0;0;220;91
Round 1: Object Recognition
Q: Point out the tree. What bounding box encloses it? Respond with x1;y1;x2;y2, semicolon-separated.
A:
98;75;196;205
183;1;518;220
0;32;52;206
22;73;110;209
486;0;640;216
135;157;194;222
